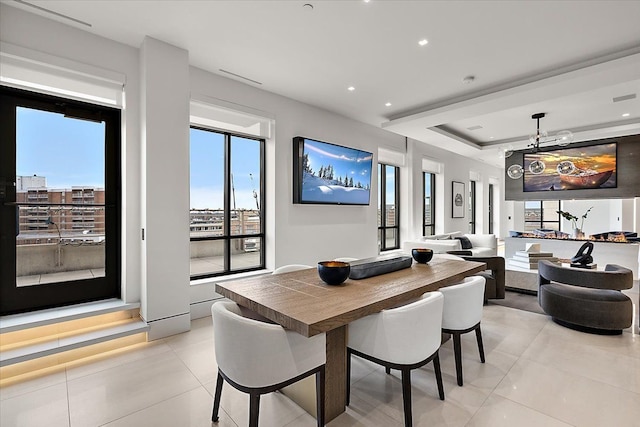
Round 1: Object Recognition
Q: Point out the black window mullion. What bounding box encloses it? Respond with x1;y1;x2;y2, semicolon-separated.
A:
524;200;560;230
259;137;266;268
423;172;435;236
378;165;386;249
378;164;399;251
392;166;399;249
223;133;231;272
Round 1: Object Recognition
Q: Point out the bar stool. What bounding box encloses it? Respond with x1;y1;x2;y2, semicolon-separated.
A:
272;264;312;275
439;276;486;386
346;292;445;427
211;301;326;427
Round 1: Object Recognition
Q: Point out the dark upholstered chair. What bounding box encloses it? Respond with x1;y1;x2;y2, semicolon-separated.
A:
537;260;633;334
447;251;505;302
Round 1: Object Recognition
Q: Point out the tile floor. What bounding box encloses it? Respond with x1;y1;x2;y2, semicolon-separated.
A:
1;292;638;427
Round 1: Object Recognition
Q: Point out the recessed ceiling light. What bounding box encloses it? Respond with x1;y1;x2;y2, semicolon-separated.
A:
385;102;392;107
462;75;475;84
364;0;371;3
489;136;494;139
622;113;630;117
347;86;355;91
302;3;314;10
418;39;428;46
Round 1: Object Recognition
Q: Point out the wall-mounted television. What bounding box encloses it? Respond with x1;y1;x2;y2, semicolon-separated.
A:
293;136;373;205
523;142;617;192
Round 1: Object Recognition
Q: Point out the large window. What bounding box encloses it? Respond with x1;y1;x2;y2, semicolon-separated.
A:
524;200;560;232
423;172;435;236
189;127;265;278
378;164;399;251
1;86;121;315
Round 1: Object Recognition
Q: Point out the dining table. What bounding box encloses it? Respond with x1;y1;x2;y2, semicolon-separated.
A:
214;255;486;421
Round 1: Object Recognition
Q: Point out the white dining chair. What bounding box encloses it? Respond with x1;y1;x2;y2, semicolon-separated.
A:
211;301;326;427
439;275;486;386
346;291;445;427
272;264;313;275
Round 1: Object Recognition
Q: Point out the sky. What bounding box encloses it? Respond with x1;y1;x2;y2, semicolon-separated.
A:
17;107;105;189
190;128;261;210
16;107;261;210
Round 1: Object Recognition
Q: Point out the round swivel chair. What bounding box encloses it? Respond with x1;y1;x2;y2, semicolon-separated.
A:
538;260;633;334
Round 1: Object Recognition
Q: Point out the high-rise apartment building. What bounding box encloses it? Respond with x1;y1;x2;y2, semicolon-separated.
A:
16;184;106;245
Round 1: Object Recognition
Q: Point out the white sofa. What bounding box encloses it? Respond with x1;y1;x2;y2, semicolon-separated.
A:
403;232;497;257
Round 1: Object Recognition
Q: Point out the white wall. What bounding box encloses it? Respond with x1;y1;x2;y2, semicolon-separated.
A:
189;67;407;269
1;4;504;333
405;139;503;239
139;37;191;339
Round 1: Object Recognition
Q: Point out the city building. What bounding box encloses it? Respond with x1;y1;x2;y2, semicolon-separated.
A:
16;182;106;245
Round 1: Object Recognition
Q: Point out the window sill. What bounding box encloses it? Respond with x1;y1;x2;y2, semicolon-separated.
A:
190;269;270;287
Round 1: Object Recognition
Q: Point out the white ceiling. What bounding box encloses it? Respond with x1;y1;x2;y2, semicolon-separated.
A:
8;0;640;167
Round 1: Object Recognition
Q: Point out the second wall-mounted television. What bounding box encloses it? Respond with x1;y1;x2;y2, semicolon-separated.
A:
523;142;617;192
293;136;373;205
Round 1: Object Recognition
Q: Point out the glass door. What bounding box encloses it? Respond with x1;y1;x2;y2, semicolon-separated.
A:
0;86;121;315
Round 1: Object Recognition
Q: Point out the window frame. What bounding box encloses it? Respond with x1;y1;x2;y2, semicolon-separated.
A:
189;126;265;279
524;200;561;231
378;163;400;251
488;183;494;234
0;85;121;315
423;172;436;236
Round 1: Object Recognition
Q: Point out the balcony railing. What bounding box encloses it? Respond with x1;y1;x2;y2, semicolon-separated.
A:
17;242;105;278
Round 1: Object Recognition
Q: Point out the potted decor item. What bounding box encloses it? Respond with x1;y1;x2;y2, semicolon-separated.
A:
557;207;593;239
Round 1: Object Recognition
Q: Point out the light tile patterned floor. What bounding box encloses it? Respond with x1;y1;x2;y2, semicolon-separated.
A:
1;292;638;427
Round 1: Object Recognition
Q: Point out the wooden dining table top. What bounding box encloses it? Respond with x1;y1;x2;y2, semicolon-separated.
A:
215;256;486;337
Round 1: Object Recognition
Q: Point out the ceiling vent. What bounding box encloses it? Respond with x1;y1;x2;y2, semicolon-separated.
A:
218;69;262;85
612;93;636;103
467;125;483;131
13;0;91;27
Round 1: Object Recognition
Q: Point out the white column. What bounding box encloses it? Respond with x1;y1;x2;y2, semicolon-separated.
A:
140;37;190;340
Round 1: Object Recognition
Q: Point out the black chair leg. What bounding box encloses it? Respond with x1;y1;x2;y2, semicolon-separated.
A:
316;366;325;427
249;393;260;427
385;367;391;375
432;352;445;400
452;332;464;386
211;371;224;422
346;349;352;406
475;325;485;363
400;369;412;427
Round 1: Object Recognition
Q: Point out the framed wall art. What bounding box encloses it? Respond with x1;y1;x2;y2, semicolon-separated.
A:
452;181;465;218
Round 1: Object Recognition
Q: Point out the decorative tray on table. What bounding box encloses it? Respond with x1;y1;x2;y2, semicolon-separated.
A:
348;255;413;280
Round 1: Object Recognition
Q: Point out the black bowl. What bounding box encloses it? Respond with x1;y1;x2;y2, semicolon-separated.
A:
411;248;434;263
317;261;350;285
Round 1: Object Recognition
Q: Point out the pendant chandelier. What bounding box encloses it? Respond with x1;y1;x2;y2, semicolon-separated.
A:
506;113;575;179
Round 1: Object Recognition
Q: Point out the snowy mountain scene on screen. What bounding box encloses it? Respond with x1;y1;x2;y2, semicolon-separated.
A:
299;138;372;205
